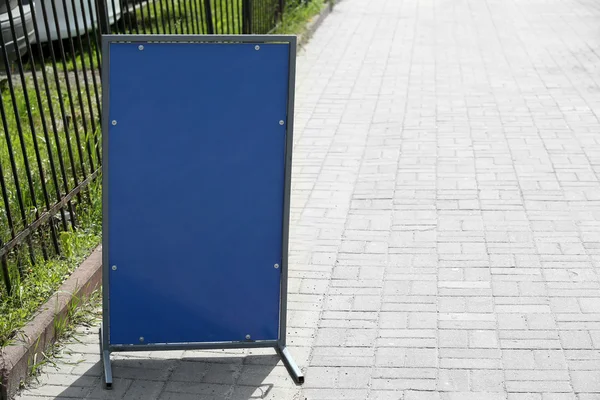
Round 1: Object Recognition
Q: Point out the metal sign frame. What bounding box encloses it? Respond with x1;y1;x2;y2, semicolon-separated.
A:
100;34;301;389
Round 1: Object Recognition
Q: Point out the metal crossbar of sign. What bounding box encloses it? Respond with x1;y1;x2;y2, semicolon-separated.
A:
100;34;302;389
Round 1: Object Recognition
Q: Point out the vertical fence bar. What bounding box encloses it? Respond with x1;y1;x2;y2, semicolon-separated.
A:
223;0;229;33
155;0;166;33
97;0;111;34
130;0;141;34
149;0;160;33
169;0;178;33
116;0;127;32
143;0;154;34
262;0;267;33
242;0;251;33
163;0;173;33
236;0;242;33
227;0;233;33
197;0;207;33
204;0;214;33
279;0;284;21
255;0;260;33
216;0;223;33
177;0;187;33
182;0;191;33
227;0;234;33
191;0;202;33
188;0;198;33
170;0;179;33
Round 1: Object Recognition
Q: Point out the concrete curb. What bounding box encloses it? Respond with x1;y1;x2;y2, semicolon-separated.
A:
297;0;335;49
0;245;102;400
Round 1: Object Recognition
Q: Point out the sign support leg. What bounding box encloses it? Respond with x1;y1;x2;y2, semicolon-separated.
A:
99;325;113;389
277;345;304;384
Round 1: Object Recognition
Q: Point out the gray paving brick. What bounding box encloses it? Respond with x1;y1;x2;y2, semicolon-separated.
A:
439;330;469;348
404;391;441;400
469;330;500;349
571;371;600;393
439;393;506;400
368;391;404;400
303;388;369;399
122;380;165;400
560;331;594;349
505;380;574;393
470;370;505;392
304;367;338;388
336;367;371;389
86;378;133;399
438;369;470;391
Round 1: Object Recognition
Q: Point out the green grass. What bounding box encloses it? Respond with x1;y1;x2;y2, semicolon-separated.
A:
0;180;101;347
273;0;326;35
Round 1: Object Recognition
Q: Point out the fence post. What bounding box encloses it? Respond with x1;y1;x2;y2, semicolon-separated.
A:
278;0;284;22
96;0;110;59
204;0;215;34
242;0;252;34
96;0;110;35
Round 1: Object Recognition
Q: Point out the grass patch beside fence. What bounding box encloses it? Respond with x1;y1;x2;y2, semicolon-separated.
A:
0;181;101;347
0;73;101;347
272;0;326;35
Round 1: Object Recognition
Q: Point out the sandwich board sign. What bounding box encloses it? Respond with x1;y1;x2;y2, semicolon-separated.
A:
100;35;302;388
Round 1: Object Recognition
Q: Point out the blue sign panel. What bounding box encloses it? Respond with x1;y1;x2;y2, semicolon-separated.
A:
105;41;290;345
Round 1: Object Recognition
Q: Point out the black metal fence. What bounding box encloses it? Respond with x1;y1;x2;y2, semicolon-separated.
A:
0;0;311;297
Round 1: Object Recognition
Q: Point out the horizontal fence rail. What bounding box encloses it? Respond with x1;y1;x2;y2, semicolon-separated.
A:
0;0;312;297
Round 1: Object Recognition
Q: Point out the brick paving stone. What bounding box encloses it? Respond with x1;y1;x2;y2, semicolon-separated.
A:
13;0;600;398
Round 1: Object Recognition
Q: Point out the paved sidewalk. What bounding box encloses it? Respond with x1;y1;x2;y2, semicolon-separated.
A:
16;0;600;398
